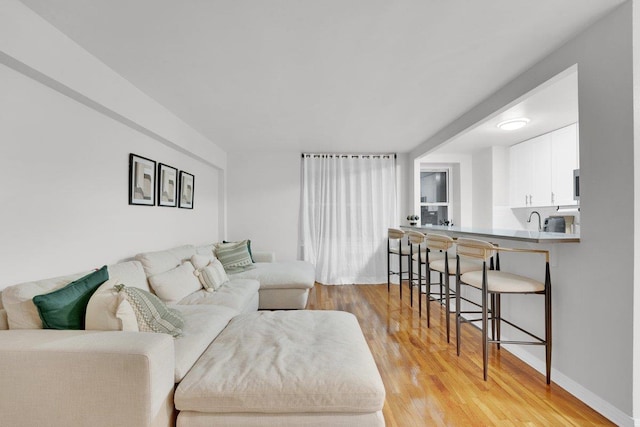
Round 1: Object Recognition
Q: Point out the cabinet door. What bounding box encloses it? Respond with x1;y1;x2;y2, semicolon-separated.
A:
551;124;578;205
530;134;552;206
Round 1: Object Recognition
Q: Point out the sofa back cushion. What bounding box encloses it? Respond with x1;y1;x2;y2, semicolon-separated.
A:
2;261;148;330
108;261;152;293
195;244;216;257
135;245;196;277
2;271;88;329
148;262;202;304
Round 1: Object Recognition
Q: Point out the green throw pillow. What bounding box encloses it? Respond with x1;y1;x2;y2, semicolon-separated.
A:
216;240;254;272
115;284;184;337
223;239;254;262
33;266;109;330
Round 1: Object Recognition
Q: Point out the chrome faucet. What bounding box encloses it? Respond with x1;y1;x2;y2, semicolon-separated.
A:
527;211;542;231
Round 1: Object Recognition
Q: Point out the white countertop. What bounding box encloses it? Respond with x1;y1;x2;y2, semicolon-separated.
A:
400;224;580;243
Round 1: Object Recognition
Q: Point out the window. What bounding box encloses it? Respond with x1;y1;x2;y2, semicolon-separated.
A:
420;169;451;225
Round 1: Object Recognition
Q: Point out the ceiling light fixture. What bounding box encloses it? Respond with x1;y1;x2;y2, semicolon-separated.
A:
497;118;530;131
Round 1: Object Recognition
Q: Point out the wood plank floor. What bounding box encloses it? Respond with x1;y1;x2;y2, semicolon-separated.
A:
305;283;613;427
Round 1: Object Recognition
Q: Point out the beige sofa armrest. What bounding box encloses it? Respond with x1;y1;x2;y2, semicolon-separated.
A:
252;251;276;263
0;330;175;427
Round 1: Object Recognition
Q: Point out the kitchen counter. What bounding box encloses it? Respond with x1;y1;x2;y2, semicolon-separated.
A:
400;224;580;243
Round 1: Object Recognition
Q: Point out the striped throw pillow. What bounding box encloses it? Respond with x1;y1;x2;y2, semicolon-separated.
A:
114;284;184;337
194;259;229;291
215;240;254;272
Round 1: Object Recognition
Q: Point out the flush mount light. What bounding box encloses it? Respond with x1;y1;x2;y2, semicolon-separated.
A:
497;118;530;131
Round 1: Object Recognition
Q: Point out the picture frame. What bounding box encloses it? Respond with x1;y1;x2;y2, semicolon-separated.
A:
179;171;195;209
157;163;178;207
129;153;156;206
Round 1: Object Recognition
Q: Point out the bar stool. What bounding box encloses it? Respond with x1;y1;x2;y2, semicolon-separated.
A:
455;238;552;384
406;231;427;307
422;234;481;342
387;228;411;299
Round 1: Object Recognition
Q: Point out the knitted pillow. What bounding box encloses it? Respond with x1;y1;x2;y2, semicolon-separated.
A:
215;240;254;272
114;284;184;337
193;259;229;291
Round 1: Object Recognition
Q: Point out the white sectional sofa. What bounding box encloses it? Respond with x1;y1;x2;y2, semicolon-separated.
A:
0;243;386;427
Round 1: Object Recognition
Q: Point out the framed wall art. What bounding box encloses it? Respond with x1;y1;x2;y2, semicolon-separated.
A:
178;171;195;209
129;153;156;206
157;163;178;207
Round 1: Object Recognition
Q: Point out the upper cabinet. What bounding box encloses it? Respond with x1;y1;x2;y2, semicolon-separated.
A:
551;123;579;205
509;123;579;208
509;134;551;207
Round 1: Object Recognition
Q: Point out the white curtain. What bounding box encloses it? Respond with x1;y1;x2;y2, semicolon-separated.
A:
299;154;397;285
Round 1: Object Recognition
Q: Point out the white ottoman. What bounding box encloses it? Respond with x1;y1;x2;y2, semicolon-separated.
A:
175;310;386;427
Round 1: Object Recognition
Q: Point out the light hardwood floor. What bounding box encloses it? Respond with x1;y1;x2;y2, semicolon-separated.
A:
305;283;613;426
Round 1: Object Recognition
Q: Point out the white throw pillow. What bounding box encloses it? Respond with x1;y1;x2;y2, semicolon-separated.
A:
193;259;229;292
191;253;215;270
85;278;138;331
148;262;202;304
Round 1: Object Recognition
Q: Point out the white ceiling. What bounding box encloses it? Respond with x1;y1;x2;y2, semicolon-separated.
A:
430;68;578;155
20;0;623;154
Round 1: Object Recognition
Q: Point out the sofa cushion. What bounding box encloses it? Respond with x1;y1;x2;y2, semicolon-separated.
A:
190;253;214;270
190;254;228;292
171;304;238;382
0;309;7;331
115;285;184;338
107;261;151;293
175;310;386;414
85;278;138;331
215;240;253;272
195;260;229;292
3;271;88;329
177;279;260;313
229;261;315;290
2;261;148;330
195;243;216;257
32;266;109;330
135;244;196;277
148;262;202;304
223;239;255;262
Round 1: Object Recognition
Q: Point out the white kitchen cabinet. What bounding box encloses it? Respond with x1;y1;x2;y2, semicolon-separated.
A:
509;123;578;208
551;123;579;205
509;134;551;207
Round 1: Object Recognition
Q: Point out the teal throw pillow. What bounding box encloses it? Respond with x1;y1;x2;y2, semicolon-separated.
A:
33;266;109;330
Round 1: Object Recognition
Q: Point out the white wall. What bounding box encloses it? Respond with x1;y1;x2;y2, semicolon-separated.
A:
471;148;493;228
226;151;409;261
226;151;301;261
410;2;636;424
395;153;412;225
0;2;225;289
633;0;640;419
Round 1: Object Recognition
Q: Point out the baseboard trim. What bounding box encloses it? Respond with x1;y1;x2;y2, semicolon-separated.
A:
455;308;637;426
503;343;636;427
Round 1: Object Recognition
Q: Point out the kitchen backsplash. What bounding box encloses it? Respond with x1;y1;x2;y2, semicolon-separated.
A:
493;206;580;234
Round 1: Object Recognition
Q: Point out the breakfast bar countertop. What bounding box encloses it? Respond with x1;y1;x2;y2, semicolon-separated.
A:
400;224;580;244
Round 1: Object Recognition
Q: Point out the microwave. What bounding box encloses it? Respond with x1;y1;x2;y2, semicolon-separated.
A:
573;169;580;201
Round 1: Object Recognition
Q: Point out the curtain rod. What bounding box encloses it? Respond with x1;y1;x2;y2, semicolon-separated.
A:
301;153;397;159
